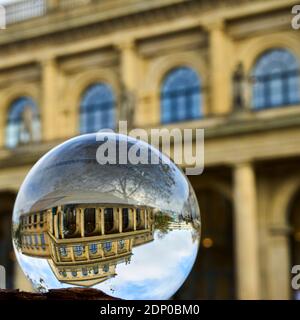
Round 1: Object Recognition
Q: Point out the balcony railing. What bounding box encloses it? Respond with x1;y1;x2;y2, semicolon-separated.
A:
4;0;94;25
5;0;47;25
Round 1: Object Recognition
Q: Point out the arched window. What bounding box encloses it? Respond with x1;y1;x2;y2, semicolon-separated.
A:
80;83;115;133
6;97;40;148
118;240;125;250
103;264;109;272
89;243;98;254
252;49;300;109
161;67;202;123
82;268;88;276
71;270;77;277
73;245;84;257
60;270;67;278
102;241;112;252
93;266;99;274
59;246;67;257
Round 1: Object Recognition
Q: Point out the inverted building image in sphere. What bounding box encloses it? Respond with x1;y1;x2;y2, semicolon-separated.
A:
12;133;201;300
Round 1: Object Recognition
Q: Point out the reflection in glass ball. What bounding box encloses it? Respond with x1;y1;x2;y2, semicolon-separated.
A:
12;133;201;300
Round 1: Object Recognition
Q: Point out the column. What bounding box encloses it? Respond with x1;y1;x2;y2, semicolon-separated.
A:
204;20;231;115
267;226;291;299
96;208;102;234
100;209;105;235
129;238;133;251
41;57;58;141
113;208;119;232
133;209;137;231
59;211;64;239
48;209;53;235
144;210;147;229
80;209;85;238
54;245;61;262
128;209;133;230
53;214;59;239
116;40;138;127
118;40;137;92
119;208;123;233
233;162;260;299
70;247;75;262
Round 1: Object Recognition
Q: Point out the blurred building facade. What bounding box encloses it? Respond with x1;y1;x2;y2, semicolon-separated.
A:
0;0;299;299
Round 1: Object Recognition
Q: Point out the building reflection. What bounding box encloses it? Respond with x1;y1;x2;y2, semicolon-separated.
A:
18;203;155;287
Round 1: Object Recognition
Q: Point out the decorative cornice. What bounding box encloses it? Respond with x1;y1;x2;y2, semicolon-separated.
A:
0;0;295;52
0;0;295;70
2;110;300;168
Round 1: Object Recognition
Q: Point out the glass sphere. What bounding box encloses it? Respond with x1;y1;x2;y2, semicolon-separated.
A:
12;133;201;300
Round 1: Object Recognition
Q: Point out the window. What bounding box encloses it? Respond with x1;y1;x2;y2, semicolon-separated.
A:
39;213;44;228
6;97;40;148
93;266;99;274
122;208;129;230
103;264;109;273
252;49;300;109
59;246;67;257
34;234;39;247
80;83;115;133
63;206;77;238
104;208;114;233
40;234;46;250
60;270;67;278
73;245;83;257
102;241;112;252
84;208;96;236
89;243;98;254
136;208;141;227
82;268;88;276
118;240;125;250
71;270;77;277
28;235;32;246
161;67;202;123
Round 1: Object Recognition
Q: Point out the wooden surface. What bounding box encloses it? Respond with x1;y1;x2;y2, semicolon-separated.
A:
0;288;120;300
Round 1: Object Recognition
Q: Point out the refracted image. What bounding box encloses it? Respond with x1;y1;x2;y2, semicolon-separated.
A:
12;133;201;300
17;200;156;287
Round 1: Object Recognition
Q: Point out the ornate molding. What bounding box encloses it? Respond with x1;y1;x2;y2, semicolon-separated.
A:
0;0;293;60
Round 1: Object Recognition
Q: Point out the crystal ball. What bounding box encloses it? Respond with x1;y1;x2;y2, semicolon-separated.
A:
12;133;201;299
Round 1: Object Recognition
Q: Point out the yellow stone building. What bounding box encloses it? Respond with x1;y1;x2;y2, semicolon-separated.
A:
17;201;154;287
0;0;299;299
